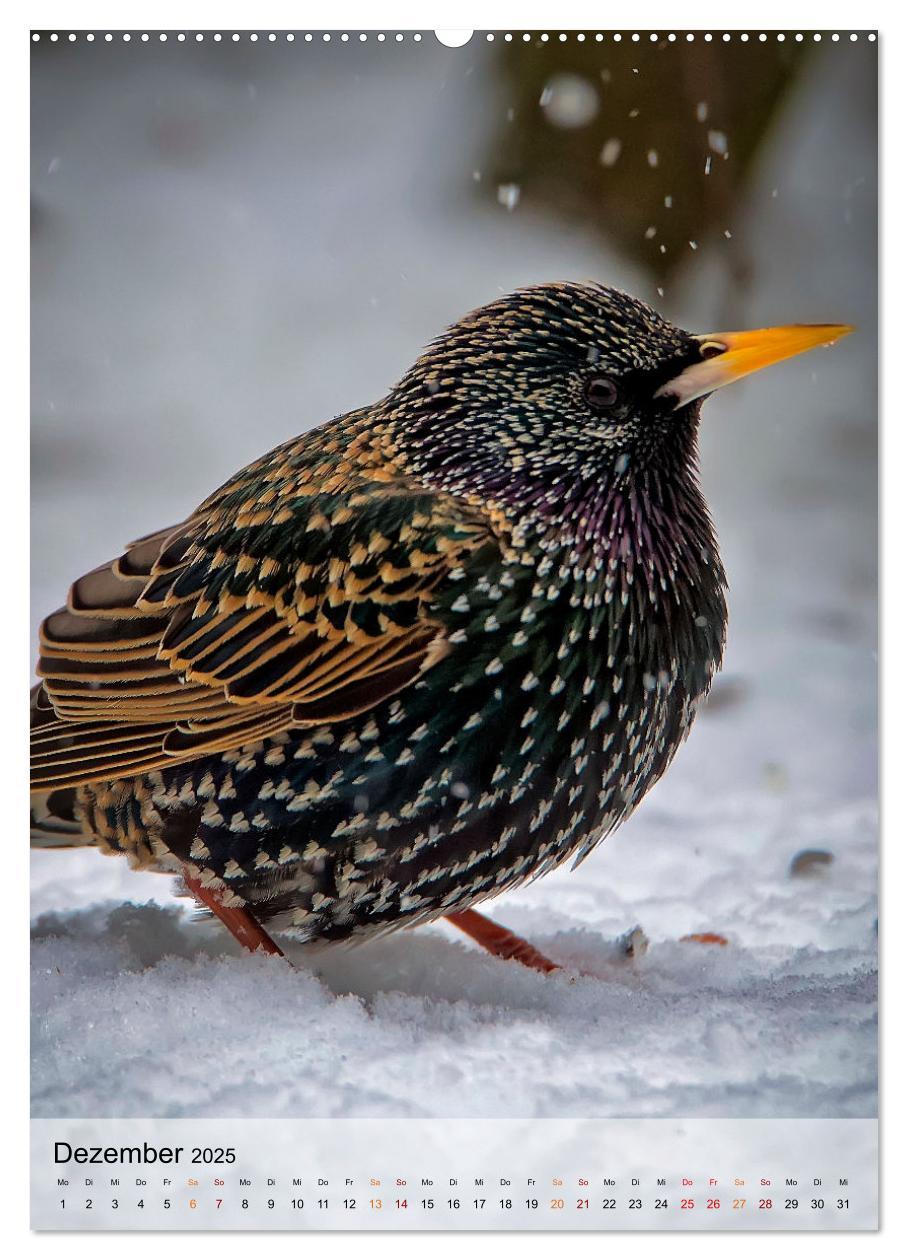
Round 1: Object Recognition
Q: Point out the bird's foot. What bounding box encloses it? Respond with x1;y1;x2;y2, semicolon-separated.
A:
680;931;729;946
182;866;288;959
445;908;561;974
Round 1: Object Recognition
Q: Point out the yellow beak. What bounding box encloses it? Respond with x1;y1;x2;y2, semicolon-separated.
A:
655;323;854;409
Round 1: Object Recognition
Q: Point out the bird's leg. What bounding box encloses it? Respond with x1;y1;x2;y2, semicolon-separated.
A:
182;866;287;958
445;908;560;974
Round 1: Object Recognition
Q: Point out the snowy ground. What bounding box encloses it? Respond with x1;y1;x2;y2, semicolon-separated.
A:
31;39;877;1119
32;799;876;1119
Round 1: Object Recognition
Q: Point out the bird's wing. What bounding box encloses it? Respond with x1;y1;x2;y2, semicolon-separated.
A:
32;459;495;789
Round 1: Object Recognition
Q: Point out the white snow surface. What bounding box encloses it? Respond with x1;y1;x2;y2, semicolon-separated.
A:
31;41;877;1119
32;793;876;1119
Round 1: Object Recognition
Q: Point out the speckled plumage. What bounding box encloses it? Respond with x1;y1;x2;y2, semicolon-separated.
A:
31;282;728;947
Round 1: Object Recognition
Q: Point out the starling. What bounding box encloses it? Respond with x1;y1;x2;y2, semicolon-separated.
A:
30;284;850;972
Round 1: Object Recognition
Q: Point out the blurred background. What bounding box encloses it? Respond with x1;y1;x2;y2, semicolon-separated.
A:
31;31;877;938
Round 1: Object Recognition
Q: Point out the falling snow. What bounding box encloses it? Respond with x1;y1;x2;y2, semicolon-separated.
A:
540;73;600;129
497;182;521;211
599;137;622;167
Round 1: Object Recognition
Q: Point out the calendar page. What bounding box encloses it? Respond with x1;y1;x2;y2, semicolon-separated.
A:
29;23;878;1234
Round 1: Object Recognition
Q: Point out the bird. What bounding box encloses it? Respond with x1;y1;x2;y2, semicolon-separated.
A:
30;283;851;973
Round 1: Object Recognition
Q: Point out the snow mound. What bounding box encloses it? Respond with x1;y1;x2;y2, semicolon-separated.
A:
32;788;877;1121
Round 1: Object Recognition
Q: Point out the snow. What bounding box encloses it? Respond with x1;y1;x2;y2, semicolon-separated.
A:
599;137;621;166
540;74;600;129
32;791;876;1119
31;39;877;1119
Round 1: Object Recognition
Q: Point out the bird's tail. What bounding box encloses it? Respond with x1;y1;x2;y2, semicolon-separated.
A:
30;683;94;849
30;786;91;848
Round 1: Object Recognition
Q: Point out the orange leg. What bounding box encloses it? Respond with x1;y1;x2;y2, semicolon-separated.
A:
445;908;560;974
182;866;287;958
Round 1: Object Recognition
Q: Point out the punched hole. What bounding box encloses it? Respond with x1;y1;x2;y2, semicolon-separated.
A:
434;29;473;47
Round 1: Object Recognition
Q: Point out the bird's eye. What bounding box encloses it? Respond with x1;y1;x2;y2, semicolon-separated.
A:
584;375;619;412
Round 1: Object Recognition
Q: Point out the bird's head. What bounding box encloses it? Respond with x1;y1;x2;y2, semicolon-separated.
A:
385;281;852;520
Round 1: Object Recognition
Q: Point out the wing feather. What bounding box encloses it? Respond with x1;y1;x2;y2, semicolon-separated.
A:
32;445;494;790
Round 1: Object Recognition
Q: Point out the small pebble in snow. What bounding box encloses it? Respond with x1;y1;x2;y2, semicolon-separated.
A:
621;926;649;958
789;849;834;877
681;932;729;946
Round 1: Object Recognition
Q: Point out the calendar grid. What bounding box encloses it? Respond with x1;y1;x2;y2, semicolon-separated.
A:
32;1118;877;1231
